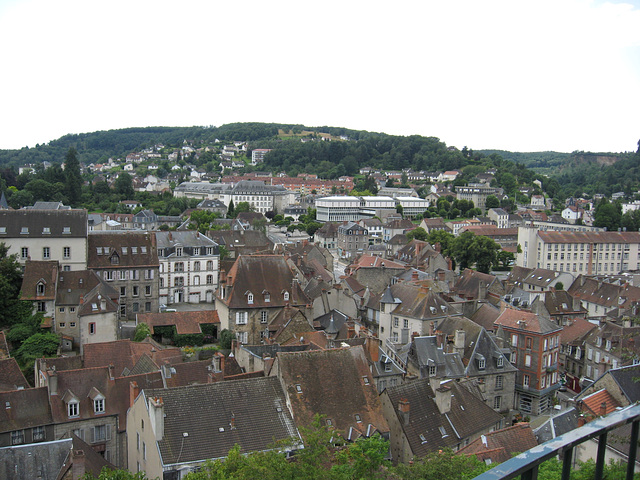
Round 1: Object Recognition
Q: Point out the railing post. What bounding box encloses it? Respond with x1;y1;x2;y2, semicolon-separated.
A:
627;420;639;480
521;464;538;480
595;431;608;480
561;446;573;480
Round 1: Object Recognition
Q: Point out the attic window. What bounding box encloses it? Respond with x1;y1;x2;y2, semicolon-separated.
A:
42;227;50;234
355;414;362;423
110;254;119;265
326;419;333;426
283;291;290;301
247;292;254;304
96;247;103;255
68;401;79;418
429;365;437;377
478;357;486;370
63;227;71;234
430;307;437;314
497;356;504;368
131;247;138;254
37;282;45;296
439;426;448;438
122;247;128;255
363;376;370;385
21;227;28;234
263;291;270;302
440;305;447;313
419;434;427;444
295;384;302;394
0;227;5;234
141;246;147;254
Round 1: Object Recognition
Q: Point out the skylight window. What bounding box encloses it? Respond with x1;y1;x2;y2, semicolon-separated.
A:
439;426;448;437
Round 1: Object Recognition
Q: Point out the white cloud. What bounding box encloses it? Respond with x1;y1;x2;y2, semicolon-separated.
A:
0;0;639;152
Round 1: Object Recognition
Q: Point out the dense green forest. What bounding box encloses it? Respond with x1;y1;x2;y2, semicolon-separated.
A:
0;123;638;204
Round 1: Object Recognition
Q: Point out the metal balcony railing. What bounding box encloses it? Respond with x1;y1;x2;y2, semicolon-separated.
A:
474;403;640;480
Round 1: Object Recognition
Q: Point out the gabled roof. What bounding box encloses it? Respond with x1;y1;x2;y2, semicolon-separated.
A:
389;283;455;320
408;336;466;378
494;308;562;335
453;269;504;300
144;376;300;466
0;209;88;237
606;365;640;404
274;346;388;440
83;339;181;378
220;255;310;309
137;310;220;335
534;407;579;443
0;387;53;433
0;358;30;392
0;437;71;480
385;379;503;456
560;318;596;344
567;276;640;310
470;303;501;331
544;290;587;316
458;423;538;464
580;388;621;417
48;365;163;431
20;260;59;301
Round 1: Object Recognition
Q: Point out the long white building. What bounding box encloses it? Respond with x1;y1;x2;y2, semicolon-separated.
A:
517;227;640;274
316;196;396;222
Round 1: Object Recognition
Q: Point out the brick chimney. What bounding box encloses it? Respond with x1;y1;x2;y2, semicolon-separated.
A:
398;398;410;425
429;321;435;336
435;383;452;414
599;402;607;417
71;449;87;479
129;381;140;407
438;270;446;282
436;331;445;349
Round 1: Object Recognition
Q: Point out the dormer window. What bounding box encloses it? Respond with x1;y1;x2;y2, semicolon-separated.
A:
37;282;45;296
176;247;183;257
42;227;51;234
497;356;504;368
247;292;254;304
478;356;486;370
283;291;289;301
141;246;147;254
21;227;28;234
68;401;79;418
263;290;270;303
94;397;105;414
63;227;71;234
132;247;138;254
354;414;362;423
429;365;437;377
122;247;128;255
605;339;611;351
110;253;120;265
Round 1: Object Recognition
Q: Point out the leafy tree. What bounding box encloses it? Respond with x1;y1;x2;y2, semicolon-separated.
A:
219;329;234;349
485;195;500;209
0;243;26;328
494;250;515;271
14;332;60;374
555;281;564;291
133;322;151;342
406;227;428;242
593;198;622;231
81;467;151;479
332;434;390;479
65;147;83;206
394;448;489;479
114;173;135;198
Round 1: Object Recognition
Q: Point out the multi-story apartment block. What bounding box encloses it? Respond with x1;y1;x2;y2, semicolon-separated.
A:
455;184;503;213
337;221;368;259
250;148;272;165
155;231;219;305
316;196;362;222
0;209;88;271
174;181;294;214
87;232;159;321
495;309;562;415
517;228;640;274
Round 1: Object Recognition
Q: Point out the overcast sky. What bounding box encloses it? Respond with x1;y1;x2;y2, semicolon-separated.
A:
1;0;639;153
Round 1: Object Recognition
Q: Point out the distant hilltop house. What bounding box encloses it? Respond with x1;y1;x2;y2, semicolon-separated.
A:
251;148;272;165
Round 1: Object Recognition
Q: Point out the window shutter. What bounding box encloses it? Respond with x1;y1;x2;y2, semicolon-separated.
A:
106;424;111;441
91;427;95;443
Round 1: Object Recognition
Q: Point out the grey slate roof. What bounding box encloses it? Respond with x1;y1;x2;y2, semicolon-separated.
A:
0;438;71;480
144;376;300;466
408;336;465;379
608;365;640;403
534;407;579;443
0;209;88;237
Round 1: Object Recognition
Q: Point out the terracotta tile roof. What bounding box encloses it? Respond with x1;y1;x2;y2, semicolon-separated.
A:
0;358;30;392
538;230;640;244
144;376;300;465
48;365;163;430
220;255;310;309
275;346;388;439
0;387;53;433
458;423;538;464
567;276;640;310
20;260;59;301
581;388;621;417
460;225;518;237
494;308;562;334
560;318;597;344
87;232;158;269
348;254;405;270
83;339;181;377
137;310;220;335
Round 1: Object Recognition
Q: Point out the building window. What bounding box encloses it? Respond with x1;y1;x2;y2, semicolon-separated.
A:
247;293;254;304
176;247;183;257
132;303;139;313
236;312;248;325
525;354;532;367
236;331;248;344
495;375;503;390
523;374;530;387
260;311;268;324
37;301;46;312
207;275;213;284
193;275;200;286
21;247;29;259
174;277;184;287
194;261;200;271
105;271;114;281
193;247;200;256
89;323;96;335
145;285;151;295
145;302;151;312
393;317;399;328
478;358;486;370
59;322;66;328
11;430;25;445
94;398;105;414
283;291;289;301
120;286;126;297
429;365;436;377
63;247;70;259
68;401;79;417
93;425;109;443
175;262;184;272
511;334;518;347
70;322;76;327
525;337;532;350
32;426;45;442
207;260;213;270
497;356;504;368
493;396;502;410
43;247;50;259
37;282;45;296
403;318;409;329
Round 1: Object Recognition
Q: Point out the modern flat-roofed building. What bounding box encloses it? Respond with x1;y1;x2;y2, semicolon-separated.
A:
396;196;429;219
